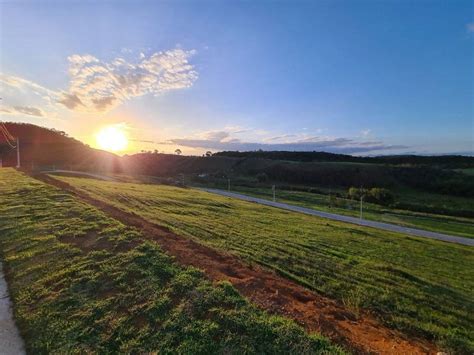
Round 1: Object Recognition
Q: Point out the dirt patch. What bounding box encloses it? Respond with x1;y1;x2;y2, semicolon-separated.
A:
35;173;438;354
59;231;101;252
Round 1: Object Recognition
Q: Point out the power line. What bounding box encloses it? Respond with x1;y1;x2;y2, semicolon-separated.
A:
1;122;15;141
0;127;16;149
0;123;17;149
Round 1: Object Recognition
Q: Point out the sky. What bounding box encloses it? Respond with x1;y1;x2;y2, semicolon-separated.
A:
0;0;473;156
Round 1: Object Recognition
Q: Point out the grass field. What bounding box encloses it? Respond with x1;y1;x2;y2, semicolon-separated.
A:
57;175;474;353
191;181;474;238
0;169;342;354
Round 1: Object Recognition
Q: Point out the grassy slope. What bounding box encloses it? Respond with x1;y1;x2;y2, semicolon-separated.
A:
0;169;342;354
196;183;474;238
58;176;474;353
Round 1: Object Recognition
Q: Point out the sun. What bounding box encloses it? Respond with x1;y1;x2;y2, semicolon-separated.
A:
96;126;128;152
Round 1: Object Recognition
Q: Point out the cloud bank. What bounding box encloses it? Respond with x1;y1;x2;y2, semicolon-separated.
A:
166;129;407;154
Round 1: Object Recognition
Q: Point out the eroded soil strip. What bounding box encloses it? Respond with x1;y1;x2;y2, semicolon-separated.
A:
35;173;437;355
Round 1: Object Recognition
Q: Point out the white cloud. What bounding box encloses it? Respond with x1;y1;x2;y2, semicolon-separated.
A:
1;48;198;115
62;49;198;112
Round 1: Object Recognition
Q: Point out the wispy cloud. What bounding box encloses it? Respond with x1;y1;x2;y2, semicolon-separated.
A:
0;48;198;115
264;134;297;142
11;106;44;117
467;22;474;33
0;105;44;117
360;129;372;138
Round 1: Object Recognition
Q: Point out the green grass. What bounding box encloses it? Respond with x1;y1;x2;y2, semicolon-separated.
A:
0;169;342;354
198;183;474;238
57;175;474;353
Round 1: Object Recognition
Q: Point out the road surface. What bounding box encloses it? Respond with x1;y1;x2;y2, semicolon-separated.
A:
0;262;25;355
199;188;474;247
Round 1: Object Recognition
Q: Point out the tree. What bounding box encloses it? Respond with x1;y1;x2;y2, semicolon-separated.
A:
348;187;366;200
367;188;395;205
175;148;182;155
205;151;212;157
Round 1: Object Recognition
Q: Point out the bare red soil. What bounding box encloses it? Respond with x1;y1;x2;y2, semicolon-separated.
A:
34;173;438;354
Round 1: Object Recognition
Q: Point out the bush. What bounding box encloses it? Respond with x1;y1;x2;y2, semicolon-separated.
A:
368;188;395;205
348;187;363;200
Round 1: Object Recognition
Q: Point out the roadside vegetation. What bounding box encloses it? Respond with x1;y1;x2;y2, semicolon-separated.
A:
0;169;342;354
57;175;474;353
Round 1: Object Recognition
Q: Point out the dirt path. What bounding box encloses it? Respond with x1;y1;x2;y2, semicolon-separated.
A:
0;262;26;355
35;173;438;354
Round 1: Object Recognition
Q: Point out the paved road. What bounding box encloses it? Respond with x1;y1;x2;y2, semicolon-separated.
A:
0;262;25;355
199;188;474;247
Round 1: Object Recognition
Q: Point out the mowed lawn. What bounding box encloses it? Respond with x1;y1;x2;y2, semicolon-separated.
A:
58;176;474;353
0;169;342;354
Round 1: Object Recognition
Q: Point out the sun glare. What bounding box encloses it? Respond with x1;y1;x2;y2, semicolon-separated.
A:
96;126;128;152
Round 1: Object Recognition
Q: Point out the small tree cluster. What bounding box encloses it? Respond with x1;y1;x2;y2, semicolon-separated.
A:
348;187;395;206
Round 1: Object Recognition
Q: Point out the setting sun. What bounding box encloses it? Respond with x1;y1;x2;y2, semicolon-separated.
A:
96;126;128;152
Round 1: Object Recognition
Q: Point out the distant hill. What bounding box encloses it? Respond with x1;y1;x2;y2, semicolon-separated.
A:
214;151;474;168
0;122;120;171
1;122;473;198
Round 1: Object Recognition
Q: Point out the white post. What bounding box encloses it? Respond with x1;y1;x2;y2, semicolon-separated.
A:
272;185;276;202
360;195;363;220
227;178;230;192
16;138;20;168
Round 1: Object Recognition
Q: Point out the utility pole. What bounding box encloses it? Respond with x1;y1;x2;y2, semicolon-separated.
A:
16;137;20;168
272;185;276;202
359;195;363;220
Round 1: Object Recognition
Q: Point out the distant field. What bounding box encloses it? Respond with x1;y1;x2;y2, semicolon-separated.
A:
57;175;474;353
454;167;474;176
192;183;474;238
0;169;341;354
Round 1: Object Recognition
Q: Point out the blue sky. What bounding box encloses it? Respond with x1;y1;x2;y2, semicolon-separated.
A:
0;0;473;155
